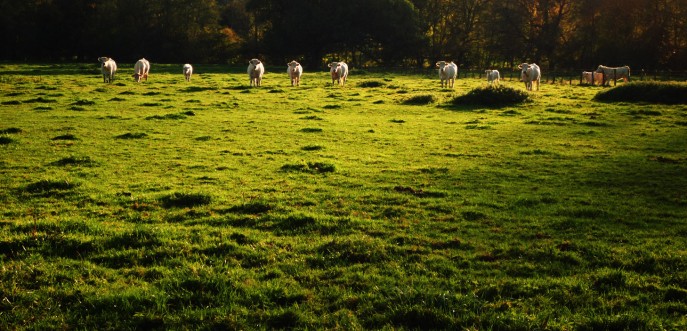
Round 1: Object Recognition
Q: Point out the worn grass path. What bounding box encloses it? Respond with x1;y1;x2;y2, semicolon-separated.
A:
1;63;686;329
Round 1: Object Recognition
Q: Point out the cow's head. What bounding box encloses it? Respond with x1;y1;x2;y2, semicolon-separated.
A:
249;59;261;67
132;73;141;82
288;61;300;71
436;61;447;68
98;57;109;63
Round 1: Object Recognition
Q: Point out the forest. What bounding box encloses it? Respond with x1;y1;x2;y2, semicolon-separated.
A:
1;0;686;70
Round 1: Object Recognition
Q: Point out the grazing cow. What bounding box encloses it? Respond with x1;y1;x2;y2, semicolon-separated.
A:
247;59;265;87
287;60;303;86
98;57;117;83
132;58;150;82
595;65;630;85
436;61;458;88
183;64;193;82
518;63;541;91
328;61;349;86
485;69;500;85
582;71;603;85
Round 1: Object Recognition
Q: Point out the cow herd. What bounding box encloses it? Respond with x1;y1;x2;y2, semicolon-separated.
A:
97;56;630;90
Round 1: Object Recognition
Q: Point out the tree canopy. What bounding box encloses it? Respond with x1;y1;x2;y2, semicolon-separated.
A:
1;0;686;69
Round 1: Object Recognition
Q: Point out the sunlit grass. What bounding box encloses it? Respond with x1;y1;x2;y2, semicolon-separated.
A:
0;63;686;329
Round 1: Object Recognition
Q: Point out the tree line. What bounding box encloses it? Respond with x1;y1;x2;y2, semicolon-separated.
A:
1;0;686;70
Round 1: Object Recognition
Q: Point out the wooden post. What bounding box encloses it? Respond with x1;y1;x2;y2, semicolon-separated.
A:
613;68;617;86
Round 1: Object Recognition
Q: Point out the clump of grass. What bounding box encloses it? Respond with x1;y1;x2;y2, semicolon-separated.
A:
402;94;436;105
159;192;212;208
0;136;16;145
224;200;273;214
52;134;78;140
300;115;323;120
300;127;322;133
280;161;335;174
24;97;58;103
314;236;390;266
451;86;530;107
301;145;324;151
146;111;194;120
50;156;96;167
1;100;21;105
72;99;96;106
24;179;79;194
0;127;22;134
183;86;218;92
109;97;126;101
358;80;386;88
115;132;147;139
593;82;687;104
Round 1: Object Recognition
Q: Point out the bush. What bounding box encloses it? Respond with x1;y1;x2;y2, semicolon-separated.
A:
593;81;687;104
451;86;530;107
401;94;436;105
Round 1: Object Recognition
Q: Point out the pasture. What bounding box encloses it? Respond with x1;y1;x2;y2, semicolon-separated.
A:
1;63;686;330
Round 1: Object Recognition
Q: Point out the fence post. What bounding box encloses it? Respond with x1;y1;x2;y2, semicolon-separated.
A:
613;68;617;86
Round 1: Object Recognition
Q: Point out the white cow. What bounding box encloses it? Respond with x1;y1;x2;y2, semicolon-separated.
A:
98;57;117;83
287;60;303;86
132;58;150;82
485;69;500;85
183;64;193;82
518;63;541;91
582;71;603;85
247;59;265;87
436;61;458;88
328;61;349;86
595;65;630;85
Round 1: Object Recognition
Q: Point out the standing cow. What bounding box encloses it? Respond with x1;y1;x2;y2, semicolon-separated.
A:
132;58;150;82
98;57;117;83
518;63;541;91
485;69;500;86
436;61;458;88
248;59;265;87
328;62;349;86
287;60;303;86
183;64;193;82
595;65;630;86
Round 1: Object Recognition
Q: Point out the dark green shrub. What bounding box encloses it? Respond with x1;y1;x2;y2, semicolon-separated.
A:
593;81;687;104
401;94;436;105
451;86;530;107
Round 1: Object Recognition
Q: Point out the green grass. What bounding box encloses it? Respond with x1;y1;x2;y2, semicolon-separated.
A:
1;63;686;330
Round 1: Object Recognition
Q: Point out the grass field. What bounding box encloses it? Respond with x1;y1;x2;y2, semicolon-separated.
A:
1;63;686;330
